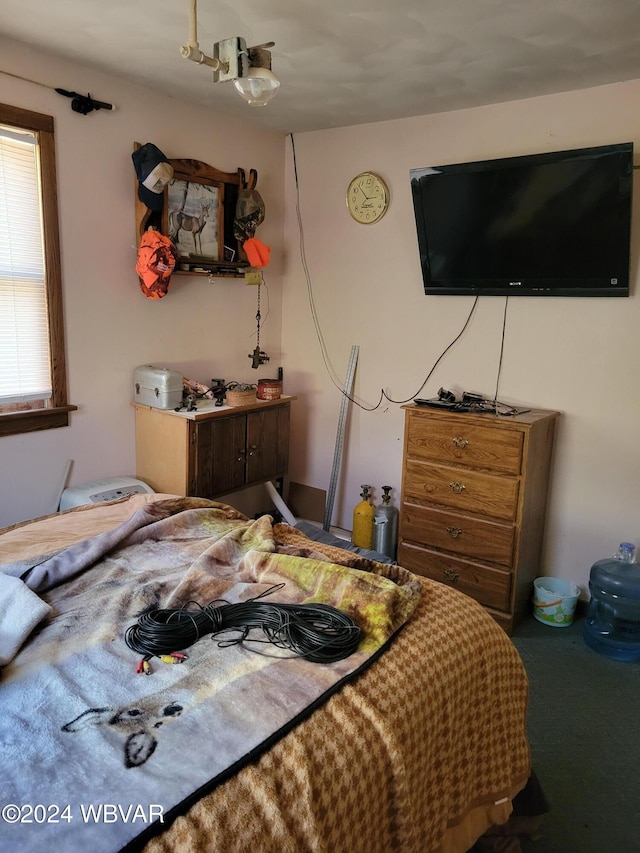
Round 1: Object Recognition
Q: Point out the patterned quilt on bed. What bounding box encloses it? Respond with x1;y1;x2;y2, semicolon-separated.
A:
141;525;532;853
0;498;421;853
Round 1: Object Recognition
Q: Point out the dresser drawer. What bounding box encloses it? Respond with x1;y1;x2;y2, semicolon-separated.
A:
406;415;523;475
401;501;514;567
398;542;512;611
403;459;519;521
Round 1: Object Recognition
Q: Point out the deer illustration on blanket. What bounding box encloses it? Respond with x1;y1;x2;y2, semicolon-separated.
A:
0;499;419;853
62;651;284;767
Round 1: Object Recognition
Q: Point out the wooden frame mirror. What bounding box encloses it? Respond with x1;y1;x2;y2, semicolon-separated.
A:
134;145;254;276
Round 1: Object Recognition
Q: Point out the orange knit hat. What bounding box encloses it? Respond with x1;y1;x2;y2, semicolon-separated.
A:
243;237;271;268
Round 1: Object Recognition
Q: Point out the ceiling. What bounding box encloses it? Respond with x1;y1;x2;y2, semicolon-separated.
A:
2;0;640;134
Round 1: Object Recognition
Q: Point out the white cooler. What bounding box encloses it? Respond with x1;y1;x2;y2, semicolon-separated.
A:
133;364;183;409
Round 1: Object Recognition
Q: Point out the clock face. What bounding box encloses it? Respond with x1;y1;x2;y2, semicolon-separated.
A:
347;172;389;224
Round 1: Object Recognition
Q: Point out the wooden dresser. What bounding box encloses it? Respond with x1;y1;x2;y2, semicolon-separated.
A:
133;397;293;500
397;404;559;634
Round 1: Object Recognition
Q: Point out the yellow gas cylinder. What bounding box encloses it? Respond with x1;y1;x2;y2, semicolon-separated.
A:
352;485;375;550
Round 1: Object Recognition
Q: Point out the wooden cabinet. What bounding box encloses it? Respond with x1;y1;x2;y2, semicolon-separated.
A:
133;398;292;499
397;405;559;634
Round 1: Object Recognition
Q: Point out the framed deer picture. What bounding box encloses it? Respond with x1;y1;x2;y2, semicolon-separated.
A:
164;175;223;261
134;146;253;275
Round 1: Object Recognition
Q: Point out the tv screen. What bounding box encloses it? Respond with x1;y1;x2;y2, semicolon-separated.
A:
410;142;633;297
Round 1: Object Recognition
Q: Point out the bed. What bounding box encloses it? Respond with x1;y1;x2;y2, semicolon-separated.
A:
0;493;533;853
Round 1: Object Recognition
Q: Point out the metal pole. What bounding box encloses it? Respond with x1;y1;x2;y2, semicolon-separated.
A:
323;345;359;531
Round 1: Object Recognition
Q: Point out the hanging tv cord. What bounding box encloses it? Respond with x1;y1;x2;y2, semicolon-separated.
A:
382;295;479;405
493;296;509;405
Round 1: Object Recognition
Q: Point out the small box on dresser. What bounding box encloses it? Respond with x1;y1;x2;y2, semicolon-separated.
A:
397;404;559;635
133;365;183;410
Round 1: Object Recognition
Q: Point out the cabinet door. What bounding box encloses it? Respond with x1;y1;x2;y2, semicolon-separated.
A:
192;415;246;497
246;405;290;485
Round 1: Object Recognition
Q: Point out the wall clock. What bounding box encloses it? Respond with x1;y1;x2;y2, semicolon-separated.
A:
346;172;389;224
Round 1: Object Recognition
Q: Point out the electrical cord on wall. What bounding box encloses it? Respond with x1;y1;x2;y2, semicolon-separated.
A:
291;134;344;394
290;134;507;413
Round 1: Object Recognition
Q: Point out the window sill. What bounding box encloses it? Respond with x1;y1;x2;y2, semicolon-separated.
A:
0;405;78;437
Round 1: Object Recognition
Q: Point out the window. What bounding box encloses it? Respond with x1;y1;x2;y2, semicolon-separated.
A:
0;103;75;436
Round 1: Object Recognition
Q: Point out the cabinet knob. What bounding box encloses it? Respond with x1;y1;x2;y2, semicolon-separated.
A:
446;525;462;539
449;481;466;494
452;436;468;449
443;568;459;582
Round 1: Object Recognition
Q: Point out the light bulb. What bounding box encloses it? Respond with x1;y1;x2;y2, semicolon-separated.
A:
234;67;280;107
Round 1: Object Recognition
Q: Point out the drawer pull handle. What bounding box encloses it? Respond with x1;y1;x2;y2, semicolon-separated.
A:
452;436;468;449
449;481;466;494
443;568;459;582
446;526;462;539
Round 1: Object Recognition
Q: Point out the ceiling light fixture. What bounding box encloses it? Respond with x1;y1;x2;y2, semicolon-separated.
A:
180;0;280;107
232;45;280;108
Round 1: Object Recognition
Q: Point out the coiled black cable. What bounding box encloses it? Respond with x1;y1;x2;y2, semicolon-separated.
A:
125;585;361;665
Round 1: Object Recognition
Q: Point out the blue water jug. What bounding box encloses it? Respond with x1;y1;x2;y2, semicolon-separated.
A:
583;542;640;661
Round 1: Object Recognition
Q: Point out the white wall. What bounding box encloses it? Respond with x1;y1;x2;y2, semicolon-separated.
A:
0;37;285;526
282;81;640;593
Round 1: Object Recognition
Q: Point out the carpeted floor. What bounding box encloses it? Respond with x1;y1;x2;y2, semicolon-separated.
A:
510;613;640;852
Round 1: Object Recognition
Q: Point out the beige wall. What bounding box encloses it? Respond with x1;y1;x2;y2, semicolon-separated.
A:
282;81;640;592
2;33;638;594
0;36;285;526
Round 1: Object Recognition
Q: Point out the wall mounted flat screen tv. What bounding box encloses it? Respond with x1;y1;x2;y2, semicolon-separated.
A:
410;142;633;296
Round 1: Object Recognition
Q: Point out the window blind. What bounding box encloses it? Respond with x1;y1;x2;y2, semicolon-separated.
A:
0;125;52;404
